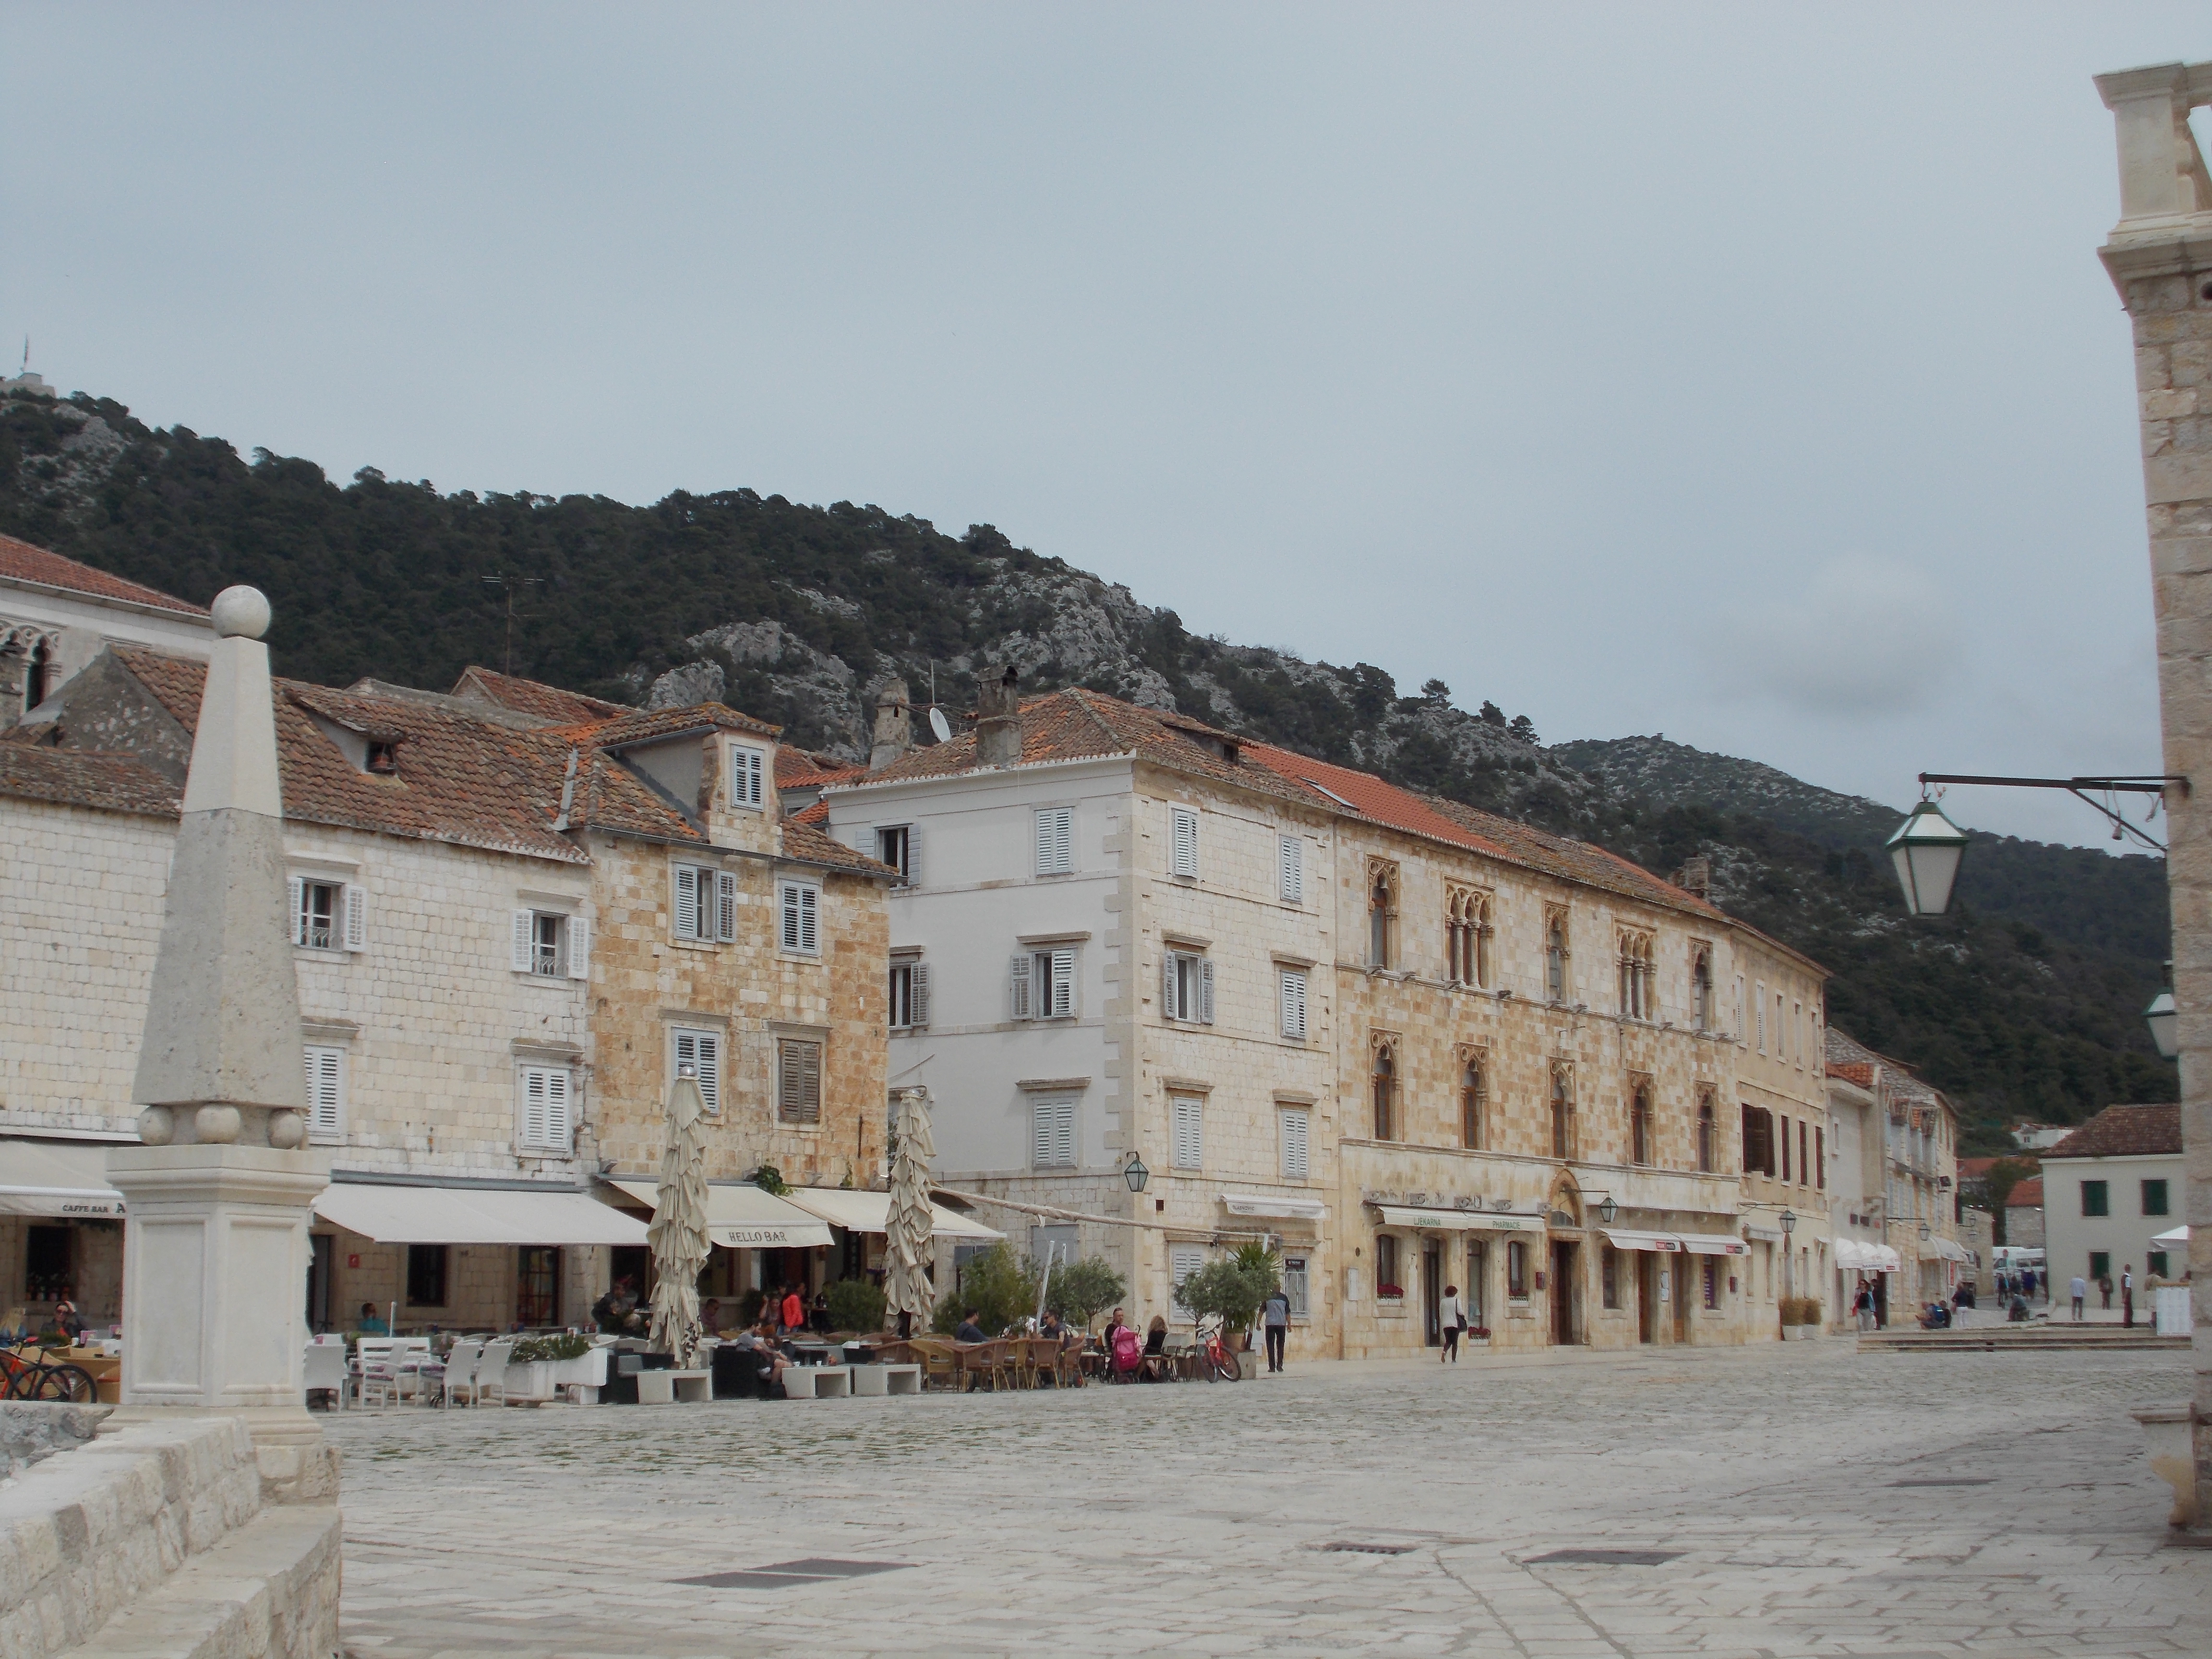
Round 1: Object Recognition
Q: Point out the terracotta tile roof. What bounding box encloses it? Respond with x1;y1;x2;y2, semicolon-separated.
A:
1828;1061;1875;1087
550;702;780;746
782;816;889;873
777;748;867;790
449;667;632;725
789;799;831;826
2007;1177;2044;1208
0;741;180;817
2044;1103;2182;1160
0;533;207;616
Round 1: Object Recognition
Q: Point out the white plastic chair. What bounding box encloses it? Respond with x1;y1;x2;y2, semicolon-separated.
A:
472;1338;517;1407
303;1338;348;1411
355;1337;399;1410
438;1339;486;1407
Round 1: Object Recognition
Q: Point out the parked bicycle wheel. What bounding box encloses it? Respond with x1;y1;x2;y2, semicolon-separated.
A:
1208;1352;1239;1383
28;1364;96;1403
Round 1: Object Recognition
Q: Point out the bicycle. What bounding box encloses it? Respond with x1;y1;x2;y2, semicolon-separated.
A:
1190;1318;1241;1383
0;1342;98;1403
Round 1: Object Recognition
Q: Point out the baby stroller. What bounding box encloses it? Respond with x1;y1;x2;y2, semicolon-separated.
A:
1107;1324;1144;1382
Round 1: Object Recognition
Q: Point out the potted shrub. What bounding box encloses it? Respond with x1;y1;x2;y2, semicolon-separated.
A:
1044;1256;1128;1336
507;1331;595;1401
1779;1298;1821;1340
1177;1250;1276;1378
824;1277;888;1335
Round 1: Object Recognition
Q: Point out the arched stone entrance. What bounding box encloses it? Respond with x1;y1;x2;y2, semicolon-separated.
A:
1546;1175;1584;1346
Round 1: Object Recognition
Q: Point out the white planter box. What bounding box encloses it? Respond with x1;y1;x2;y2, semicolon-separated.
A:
503;1361;555;1401
1780;1325;1818;1342
548;1349;610;1390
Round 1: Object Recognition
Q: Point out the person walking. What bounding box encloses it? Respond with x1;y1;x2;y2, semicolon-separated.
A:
2069;1274;2088;1322
2099;1272;2114;1311
1439;1285;1465;1363
1853;1280;1876;1333
1260;1284;1291;1374
2122;1263;2136;1328
1951;1280;1974;1328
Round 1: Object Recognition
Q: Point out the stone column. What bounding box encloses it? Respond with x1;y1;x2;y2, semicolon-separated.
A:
106;585;336;1503
2095;60;2212;1538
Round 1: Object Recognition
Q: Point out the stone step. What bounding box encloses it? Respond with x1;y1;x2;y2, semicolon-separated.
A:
57;1505;341;1659
1860;1329;2185;1353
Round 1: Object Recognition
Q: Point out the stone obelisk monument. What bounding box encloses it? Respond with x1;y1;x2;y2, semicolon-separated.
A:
107;584;337;1501
2095;60;2212;1539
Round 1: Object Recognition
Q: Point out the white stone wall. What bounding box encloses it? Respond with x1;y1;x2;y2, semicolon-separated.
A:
2040;1150;2187;1287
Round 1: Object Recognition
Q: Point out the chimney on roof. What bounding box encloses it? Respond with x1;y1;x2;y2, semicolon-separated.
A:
975;665;1022;769
869;679;912;772
1675;855;1712;900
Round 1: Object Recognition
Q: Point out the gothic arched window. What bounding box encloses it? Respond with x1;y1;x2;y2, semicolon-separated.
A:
1692;947;1713;1031
1372;1044;1396;1141
1550;1065;1574;1159
1546;915;1567;1003
1630;1081;1653;1166
1696;1092;1717;1173
1461;1055;1486;1151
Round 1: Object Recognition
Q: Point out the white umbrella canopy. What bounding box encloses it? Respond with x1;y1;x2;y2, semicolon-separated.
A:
648;1071;712;1369
885;1087;937;1335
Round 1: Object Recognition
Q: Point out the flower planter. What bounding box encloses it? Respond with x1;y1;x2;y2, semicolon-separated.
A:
1779;1324;1818;1342
548;1347;610;1403
503;1360;556;1402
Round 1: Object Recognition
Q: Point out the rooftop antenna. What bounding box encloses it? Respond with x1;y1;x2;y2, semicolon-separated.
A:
18;337;26;374
481;572;543;678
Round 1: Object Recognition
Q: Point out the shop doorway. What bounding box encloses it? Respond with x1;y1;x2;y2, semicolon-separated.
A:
1673;1256;1693;1343
1637;1254;1657;1344
307;1235;333;1333
1549;1240;1578;1345
1422;1243;1443;1346
517;1247;561;1328
1465;1239;1488;1331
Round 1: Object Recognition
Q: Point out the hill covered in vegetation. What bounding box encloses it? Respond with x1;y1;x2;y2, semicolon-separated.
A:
0;386;2174;1147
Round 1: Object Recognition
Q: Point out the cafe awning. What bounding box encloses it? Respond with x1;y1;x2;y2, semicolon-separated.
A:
1931;1238;1974;1264
2152;1225;2188;1249
1600;1228;1683;1252
607;1179;831;1249
0;1138;127;1218
1374;1205;1546;1234
1835;1238;1903;1273
1221;1191;1328;1222
1675;1233;1749;1257
778;1186;1003;1241
315;1182;649;1246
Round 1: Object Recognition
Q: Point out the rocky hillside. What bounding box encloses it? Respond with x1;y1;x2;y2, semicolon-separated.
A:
0;385;2176;1145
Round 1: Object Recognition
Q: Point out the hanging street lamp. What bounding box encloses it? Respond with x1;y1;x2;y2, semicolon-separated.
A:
1779;1209;1796;1238
1594;1194;1620;1226
1886;798;1971;918
1919;1222;1933;1243
2147;961;2180;1061
1123;1154;1150;1194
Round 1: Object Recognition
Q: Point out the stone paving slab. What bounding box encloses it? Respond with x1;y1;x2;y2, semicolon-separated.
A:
325;1340;2208;1657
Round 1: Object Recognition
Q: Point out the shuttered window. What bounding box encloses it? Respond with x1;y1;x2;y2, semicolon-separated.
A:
1011;949;1076;1020
673;1028;721;1114
519;1066;573;1152
1170;1246;1205;1310
289;878;362;951
1279;835;1302;904
513;910;585;978
1171;1095;1203;1170
1035;807;1074;875
1031;1096;1075;1168
1170;807;1199;878
889;960;928;1029
1279;969;1307;1040
730;745;765;809
877;825;915;884
1161;952;1212;1023
780;881;820;955
303;1046;344;1141
1280;1107;1310;1180
777;1039;822;1123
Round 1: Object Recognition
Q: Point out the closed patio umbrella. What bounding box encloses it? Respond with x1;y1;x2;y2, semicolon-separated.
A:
885;1087;937;1338
648;1070;711;1369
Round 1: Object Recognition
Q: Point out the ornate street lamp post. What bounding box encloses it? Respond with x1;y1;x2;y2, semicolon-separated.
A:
1887;799;1971;918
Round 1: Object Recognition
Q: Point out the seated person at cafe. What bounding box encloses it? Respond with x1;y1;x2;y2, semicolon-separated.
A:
592;1276;644;1335
699;1298;724;1335
953;1308;988;1343
1141;1314;1171;1382
780;1285;805;1335
730;1324;790;1397
357;1302;389;1336
809;1288;831;1333
1102;1306;1128;1351
1038;1310;1066;1342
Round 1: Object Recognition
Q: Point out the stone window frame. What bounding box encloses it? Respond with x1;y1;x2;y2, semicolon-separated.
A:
1544;905;1571;1004
1366;858;1400;971
1695;1087;1718;1174
1370;1031;1402;1142
1617;929;1655;1021
1690;941;1715;1031
1447;886;1493;989
1627;1072;1656;1166
1457;1043;1489;1152
1549;1061;1576;1160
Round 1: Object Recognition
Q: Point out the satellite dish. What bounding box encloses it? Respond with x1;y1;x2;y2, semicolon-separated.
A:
927;707;952;744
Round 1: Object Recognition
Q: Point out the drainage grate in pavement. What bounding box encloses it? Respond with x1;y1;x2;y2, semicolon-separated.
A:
1526;1549;1682;1566
679;1559;912;1590
1316;1541;1418;1555
1889;1478;1994;1488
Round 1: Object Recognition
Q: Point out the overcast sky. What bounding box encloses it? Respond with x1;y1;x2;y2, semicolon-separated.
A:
6;6;2208;846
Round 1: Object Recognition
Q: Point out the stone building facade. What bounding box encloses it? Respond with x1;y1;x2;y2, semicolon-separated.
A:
0;532;212;724
826;682;1834;1357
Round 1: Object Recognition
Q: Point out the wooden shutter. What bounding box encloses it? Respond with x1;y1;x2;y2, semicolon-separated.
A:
910;962;929;1028
1009;954;1032;1020
567;915;590;980
303;1046;342;1138
1170;1246;1204;1307
1161;952;1178;1019
902;826;919;887
1049;949;1074;1018
675;1029;721;1114
544;1068;572;1149
716;871;738;943
522;1068;551;1148
1036;807;1072;874
1280;835;1301;903
1198;958;1214;1025
1171;808;1199;878
1281;970;1306;1040
1032;1096;1074;1168
733;745;763;807
287;877;305;945
342;885;367;951
799;885;818;954
780;883;800;951
512;910;535;973
1281;1108;1310;1179
674;865;700;940
1172;1096;1203;1169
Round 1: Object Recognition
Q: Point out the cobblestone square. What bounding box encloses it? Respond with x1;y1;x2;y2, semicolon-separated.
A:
328;1342;2209;1658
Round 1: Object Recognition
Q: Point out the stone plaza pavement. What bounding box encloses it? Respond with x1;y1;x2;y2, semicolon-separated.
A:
328;1341;2207;1659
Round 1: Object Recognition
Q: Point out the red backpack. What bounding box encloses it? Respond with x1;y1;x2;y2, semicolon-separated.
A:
1110;1326;1142;1370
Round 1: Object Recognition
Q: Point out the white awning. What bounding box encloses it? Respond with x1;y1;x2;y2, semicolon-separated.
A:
0;1139;127;1217
1221;1191;1328;1222
1743;1224;1784;1243
1836;1239;1903;1273
1675;1233;1750;1257
1601;1228;1683;1252
1833;1238;1871;1270
1375;1205;1546;1234
1932;1238;1974;1264
608;1179;831;1249
315;1183;648;1246
778;1186;1003;1242
2152;1225;2188;1248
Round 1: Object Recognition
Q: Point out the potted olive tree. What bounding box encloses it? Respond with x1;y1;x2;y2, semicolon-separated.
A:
1178;1245;1280;1378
